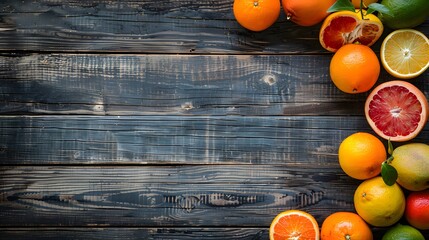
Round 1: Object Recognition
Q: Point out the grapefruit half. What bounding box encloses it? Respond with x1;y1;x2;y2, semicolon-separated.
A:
365;80;429;142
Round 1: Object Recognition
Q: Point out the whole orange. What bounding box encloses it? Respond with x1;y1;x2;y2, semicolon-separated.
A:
338;132;386;180
281;0;336;26
321;212;373;240
405;190;429;230
330;44;380;94
233;0;280;31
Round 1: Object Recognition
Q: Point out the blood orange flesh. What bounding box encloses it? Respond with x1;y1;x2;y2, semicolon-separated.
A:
319;10;383;52
365;81;429;142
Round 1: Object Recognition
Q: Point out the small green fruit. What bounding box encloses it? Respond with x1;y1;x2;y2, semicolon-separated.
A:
378;0;429;29
382;224;425;240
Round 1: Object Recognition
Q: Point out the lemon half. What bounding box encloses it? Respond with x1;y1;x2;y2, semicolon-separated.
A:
380;29;429;79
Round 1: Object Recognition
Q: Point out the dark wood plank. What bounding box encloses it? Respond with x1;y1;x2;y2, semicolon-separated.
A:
0;0;427;53
0;228;270;240
0;0;318;54
1;228;427;240
1;227;417;240
0;53;340;116
1;166;428;238
2;54;427;116
3;115;424;164
0;165;359;227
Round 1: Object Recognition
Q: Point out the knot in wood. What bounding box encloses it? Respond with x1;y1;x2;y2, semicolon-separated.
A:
181;102;194;111
263;74;277;86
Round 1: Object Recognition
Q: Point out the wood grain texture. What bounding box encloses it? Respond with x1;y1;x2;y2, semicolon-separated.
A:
2;53;428;116
0;0;317;54
0;228;270;240
3;115;426;164
0;165;358;227
0;0;427;53
0;53;338;116
1;0;429;238
0;227;412;240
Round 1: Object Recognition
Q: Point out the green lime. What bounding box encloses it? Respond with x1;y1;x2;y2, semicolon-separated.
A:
382;224;425;240
378;0;429;29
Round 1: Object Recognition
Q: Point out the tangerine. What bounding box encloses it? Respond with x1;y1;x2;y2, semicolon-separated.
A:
233;0;280;31
281;0;336;27
330;44;380;94
321;211;373;240
338;132;386;180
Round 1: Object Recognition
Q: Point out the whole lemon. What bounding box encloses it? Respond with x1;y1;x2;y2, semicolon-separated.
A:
390;143;429;191
378;0;429;29
354;176;405;227
338;132;386;180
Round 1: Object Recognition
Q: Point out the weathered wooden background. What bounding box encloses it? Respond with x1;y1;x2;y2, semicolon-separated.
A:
0;0;428;239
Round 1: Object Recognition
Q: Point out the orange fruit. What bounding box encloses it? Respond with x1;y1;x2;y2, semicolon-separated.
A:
321;211;373;240
338;132;386;180
380;29;429;79
319;10;383;52
330;44;380;94
281;0;336;27
365;80;429;142
354;176;405;227
233;0;280;32
405;190;429;230
352;0;379;8
269;210;319;240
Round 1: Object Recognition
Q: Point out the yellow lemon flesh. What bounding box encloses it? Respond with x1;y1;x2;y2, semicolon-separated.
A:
381;29;429;79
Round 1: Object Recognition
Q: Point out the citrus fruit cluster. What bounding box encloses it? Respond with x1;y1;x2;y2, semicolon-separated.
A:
330;1;429;235
336;135;429;238
233;0;429;238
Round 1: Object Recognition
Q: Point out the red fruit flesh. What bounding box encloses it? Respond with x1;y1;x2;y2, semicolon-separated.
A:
365;81;429;142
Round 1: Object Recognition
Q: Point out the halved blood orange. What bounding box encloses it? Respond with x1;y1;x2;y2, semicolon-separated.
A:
319;10;383;52
269;210;319;240
365;80;429;142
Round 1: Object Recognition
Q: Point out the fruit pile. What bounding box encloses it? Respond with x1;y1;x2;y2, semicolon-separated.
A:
232;0;429;238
